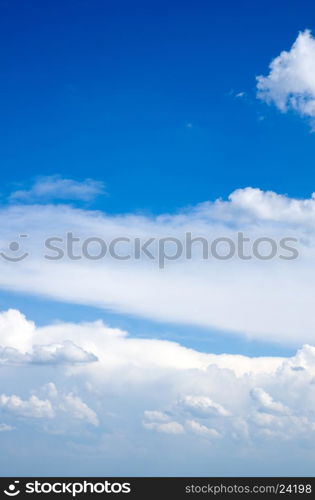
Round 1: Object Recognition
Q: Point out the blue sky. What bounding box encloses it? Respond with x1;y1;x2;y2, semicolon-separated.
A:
1;0;315;214
1;0;315;476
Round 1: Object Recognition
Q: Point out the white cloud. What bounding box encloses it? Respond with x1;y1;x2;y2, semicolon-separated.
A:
143;410;170;422
257;30;315;128
0;188;315;344
142;410;185;434
186;419;221;438
250;388;290;415
0;340;97;365
41;383;99;427
143;421;185;434
178;395;231;418
10;176;106;202
0;394;54;419
30;341;97;364
0;309;284;377
0;383;98;427
0;309;315;474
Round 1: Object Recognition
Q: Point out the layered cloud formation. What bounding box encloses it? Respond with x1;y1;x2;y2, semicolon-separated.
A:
0;182;314;474
0;187;314;344
257;30;315;128
0;309;315;475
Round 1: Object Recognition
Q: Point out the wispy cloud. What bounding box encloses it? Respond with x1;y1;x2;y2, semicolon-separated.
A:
9;176;106;203
0;423;13;432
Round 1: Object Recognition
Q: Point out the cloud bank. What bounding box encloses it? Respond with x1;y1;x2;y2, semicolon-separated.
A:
0;187;314;345
0;309;315;475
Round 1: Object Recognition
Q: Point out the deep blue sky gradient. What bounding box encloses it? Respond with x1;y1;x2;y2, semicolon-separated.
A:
1;0;315;214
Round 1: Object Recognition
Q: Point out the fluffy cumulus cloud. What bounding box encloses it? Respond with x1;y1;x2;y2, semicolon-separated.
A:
250;388;290;415
0;384;98;427
186;420;221;438
0;310;97;365
177;395;231;418
0;309;315;475
0;393;54;419
257;30;315;128
0;187;315;345
0;341;97;365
